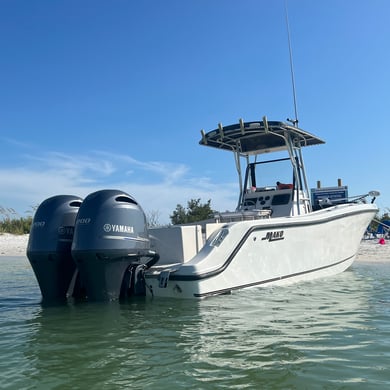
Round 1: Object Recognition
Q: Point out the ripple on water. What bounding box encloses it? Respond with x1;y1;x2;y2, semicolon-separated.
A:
0;257;389;389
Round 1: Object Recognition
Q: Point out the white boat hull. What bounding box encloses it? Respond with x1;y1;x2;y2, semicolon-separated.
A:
145;203;377;299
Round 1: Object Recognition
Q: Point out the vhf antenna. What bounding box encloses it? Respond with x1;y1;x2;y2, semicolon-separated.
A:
285;2;299;127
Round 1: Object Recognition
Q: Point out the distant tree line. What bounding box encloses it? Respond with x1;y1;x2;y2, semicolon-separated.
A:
1;200;388;235
368;210;390;235
0;199;215;234
0;207;33;234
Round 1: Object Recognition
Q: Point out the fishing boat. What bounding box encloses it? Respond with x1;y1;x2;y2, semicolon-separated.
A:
143;118;378;298
27;117;379;301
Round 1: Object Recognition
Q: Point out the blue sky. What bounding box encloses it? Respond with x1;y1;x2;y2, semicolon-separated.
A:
1;0;389;224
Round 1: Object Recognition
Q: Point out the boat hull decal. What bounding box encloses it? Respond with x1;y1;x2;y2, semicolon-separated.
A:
193;254;354;298
166;208;373;283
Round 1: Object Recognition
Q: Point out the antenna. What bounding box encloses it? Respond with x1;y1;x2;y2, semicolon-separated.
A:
285;2;299;127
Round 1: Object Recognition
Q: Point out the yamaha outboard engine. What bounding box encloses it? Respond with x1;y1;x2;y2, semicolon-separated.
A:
71;189;157;301
27;195;83;302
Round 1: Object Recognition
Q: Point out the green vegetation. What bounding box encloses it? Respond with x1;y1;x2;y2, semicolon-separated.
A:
170;198;214;225
368;210;390;234
0;207;33;235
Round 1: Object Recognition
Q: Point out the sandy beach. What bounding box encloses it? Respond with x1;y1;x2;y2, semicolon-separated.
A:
0;233;30;256
1;233;390;261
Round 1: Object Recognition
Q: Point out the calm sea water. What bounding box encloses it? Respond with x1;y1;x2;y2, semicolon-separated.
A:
0;256;389;389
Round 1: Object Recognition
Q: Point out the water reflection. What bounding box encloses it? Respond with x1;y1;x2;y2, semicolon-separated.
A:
180;266;390;388
0;254;384;389
18;264;389;389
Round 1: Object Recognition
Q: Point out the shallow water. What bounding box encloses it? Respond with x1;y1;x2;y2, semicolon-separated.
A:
0;257;389;389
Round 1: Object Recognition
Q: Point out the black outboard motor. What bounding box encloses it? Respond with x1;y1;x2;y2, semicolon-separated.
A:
27;195;83;302
71;189;157;301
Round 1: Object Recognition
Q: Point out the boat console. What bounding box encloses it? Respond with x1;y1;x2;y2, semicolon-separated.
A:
240;188;310;217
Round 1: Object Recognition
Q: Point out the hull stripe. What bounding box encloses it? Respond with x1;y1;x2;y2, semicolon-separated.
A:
193;254;354;297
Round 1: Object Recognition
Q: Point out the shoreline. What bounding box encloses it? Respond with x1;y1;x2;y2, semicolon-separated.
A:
0;233;30;257
1;233;390;262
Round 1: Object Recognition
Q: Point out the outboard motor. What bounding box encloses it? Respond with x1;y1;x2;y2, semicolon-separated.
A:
27;195;83;302
71;189;157;301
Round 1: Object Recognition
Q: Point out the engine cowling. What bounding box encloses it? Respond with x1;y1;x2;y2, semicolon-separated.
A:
71;189;155;301
26;195;83;302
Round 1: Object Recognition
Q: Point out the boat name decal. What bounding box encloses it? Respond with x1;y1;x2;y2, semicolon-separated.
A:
261;230;284;242
103;224;134;234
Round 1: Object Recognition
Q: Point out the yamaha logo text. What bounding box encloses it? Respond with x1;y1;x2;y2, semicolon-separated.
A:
103;224;134;234
58;226;74;235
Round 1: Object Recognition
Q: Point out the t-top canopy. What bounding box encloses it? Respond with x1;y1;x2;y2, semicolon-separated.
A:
199;119;325;156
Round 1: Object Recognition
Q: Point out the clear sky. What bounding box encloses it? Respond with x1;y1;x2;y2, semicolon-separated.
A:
1;0;389;224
